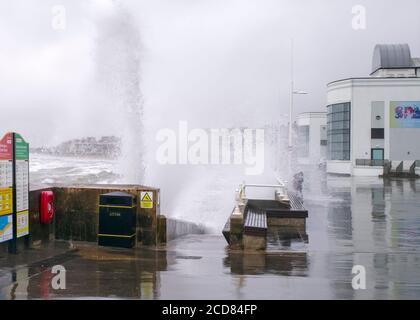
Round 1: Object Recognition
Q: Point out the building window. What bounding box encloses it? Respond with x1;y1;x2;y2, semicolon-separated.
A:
297;125;309;158
320;140;327;146
327;102;351;160
371;128;384;139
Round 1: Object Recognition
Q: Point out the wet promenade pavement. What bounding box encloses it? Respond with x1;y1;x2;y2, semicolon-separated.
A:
1;175;420;299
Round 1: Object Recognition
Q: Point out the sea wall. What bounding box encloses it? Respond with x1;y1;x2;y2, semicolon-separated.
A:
0;185;162;255
0;185;205;255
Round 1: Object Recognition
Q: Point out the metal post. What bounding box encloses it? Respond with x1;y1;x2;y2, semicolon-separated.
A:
8;133;17;254
288;39;308;177
289;39;294;152
288;39;294;177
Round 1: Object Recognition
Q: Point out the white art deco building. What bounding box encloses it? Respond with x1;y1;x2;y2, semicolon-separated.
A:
326;44;420;176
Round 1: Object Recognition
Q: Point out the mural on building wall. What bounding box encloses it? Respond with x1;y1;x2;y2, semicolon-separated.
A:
390;101;420;128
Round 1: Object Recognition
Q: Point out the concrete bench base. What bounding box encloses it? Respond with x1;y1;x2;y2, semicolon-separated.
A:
267;217;306;229
243;234;267;251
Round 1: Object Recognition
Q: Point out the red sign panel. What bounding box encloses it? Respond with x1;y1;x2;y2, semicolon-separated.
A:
0;133;13;160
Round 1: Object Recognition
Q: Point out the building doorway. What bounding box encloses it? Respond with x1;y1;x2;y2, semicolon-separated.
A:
371;148;384;160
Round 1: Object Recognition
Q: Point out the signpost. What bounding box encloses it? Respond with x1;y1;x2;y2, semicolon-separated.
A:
0;132;30;253
0;133;13;244
14;134;29;239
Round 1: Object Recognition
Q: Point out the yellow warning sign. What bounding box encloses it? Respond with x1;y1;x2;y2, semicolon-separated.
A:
140;191;153;209
142;193;152;201
0;188;13;216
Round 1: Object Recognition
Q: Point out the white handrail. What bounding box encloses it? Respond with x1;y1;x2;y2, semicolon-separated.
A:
243;184;285;190
236;179;289;206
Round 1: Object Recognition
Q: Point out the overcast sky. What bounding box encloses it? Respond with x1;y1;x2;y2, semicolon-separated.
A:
1;0;420;147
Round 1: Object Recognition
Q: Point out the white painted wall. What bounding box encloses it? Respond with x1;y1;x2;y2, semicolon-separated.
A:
297;112;327;165
372;68;417;78
327;80;352;104
352;166;383;177
326;160;352;175
309;114;327;163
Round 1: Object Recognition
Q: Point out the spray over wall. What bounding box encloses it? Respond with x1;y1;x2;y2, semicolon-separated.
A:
92;3;144;184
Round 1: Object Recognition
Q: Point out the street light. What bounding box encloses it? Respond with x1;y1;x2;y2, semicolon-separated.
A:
287;86;308;179
288;40;308;175
293;90;309;95
288;86;308;151
286;38;309;177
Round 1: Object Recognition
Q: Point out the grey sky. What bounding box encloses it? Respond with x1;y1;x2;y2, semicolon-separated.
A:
1;0;420;146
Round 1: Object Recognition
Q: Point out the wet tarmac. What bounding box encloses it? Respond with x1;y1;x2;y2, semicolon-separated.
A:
1;174;420;299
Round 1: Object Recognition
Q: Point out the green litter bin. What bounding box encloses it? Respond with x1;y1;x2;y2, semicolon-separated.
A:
98;192;136;248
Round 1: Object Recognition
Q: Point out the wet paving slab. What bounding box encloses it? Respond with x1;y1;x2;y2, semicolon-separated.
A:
1;175;420;299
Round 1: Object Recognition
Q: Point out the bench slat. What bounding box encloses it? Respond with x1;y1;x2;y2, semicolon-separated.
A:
244;208;267;237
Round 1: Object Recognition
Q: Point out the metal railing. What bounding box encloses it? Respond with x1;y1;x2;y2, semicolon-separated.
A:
355;159;387;167
356;159;420;168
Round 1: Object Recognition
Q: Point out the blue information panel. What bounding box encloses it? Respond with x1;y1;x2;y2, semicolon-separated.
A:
0;215;13;243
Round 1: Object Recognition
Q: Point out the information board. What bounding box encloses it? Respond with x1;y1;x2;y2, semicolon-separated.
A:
0;214;13;243
14;134;29;238
0;133;13;243
0;132;30;244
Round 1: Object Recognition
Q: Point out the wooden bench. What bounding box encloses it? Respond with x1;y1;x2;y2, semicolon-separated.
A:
243;208;267;237
242;207;268;250
265;192;308;219
223;192;309;249
222;217;231;244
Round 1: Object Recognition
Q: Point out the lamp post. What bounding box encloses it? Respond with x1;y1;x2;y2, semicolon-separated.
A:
288;86;308;176
288;87;308;151
288;39;308;176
